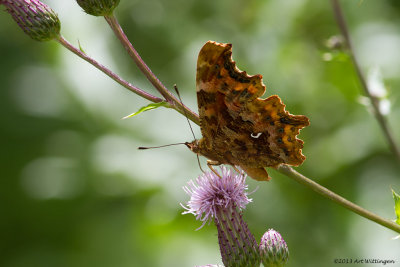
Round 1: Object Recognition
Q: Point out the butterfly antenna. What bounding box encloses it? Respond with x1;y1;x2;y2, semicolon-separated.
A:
197;154;205;173
174;85;204;173
138;143;186;150
174;84;196;140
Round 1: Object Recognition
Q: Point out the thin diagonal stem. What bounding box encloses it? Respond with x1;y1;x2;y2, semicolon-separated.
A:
57;36;163;103
331;0;400;163
104;14;199;124
278;165;400;234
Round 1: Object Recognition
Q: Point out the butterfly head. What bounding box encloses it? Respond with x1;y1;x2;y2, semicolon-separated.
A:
185;140;200;154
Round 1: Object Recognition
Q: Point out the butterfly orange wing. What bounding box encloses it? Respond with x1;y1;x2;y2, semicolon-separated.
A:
195;41;309;181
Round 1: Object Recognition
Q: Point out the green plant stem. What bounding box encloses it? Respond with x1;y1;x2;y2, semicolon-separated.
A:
57;36;163;103
331;0;400;164
278;164;400;234
104;14;200;125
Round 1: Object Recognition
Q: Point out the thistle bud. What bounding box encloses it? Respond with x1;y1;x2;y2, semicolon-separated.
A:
1;0;60;41
76;0;120;16
259;229;289;267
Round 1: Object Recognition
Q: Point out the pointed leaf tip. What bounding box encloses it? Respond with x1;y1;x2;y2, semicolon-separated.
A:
122;102;168;119
392;188;400;225
78;40;86;54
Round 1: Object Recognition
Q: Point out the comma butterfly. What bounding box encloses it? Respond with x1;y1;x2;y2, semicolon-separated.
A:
185;41;309;181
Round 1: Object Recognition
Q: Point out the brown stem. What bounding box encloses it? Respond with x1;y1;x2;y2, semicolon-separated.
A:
104;14;199;125
331;0;400;163
278;165;400;234
57;36;163;103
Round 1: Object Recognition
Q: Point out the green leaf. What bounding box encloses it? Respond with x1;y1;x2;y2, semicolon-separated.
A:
78;40;86;54
122;102;169;119
392;188;400;225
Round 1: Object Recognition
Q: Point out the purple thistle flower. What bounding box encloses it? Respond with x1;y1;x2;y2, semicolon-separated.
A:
1;0;60;41
182;166;251;229
182;167;260;267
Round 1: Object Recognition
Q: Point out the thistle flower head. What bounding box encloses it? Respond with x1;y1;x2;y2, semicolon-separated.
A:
259;229;289;267
1;0;60;41
182;166;251;229
183;167;260;267
76;0;120;16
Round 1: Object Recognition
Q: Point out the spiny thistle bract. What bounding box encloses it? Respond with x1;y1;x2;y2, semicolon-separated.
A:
259;229;289;267
1;0;60;41
76;0;120;16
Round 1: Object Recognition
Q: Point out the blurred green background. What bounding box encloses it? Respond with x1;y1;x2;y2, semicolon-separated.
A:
1;0;400;266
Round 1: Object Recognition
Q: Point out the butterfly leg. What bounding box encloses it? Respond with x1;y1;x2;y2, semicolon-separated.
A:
197;154;205;173
207;160;222;178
